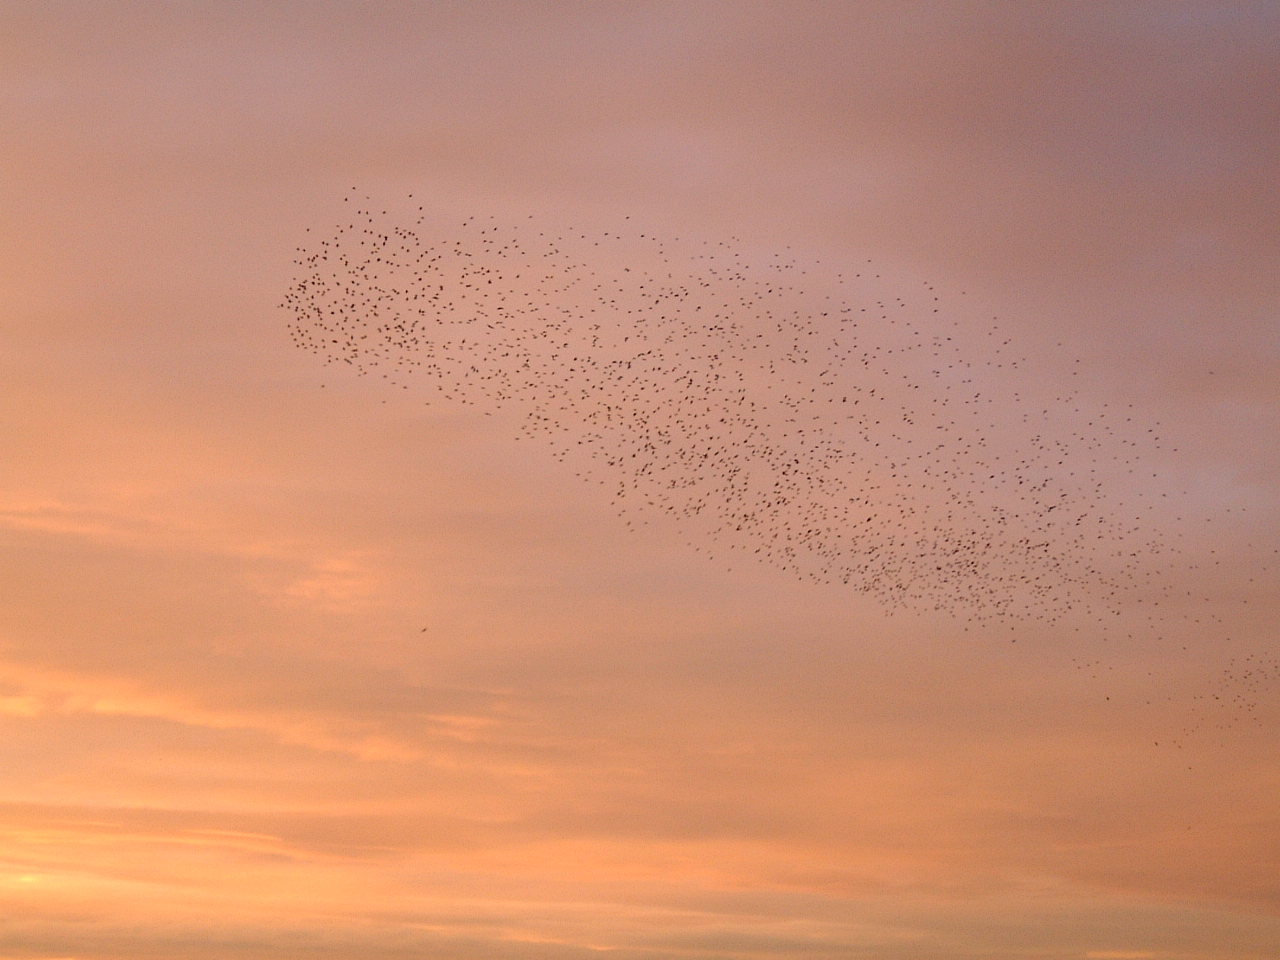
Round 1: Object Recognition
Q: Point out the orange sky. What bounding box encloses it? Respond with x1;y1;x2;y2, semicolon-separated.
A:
1;3;1278;959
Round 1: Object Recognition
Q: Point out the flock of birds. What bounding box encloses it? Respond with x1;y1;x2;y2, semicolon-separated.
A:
283;196;1179;624
1193;653;1278;735
280;194;1273;742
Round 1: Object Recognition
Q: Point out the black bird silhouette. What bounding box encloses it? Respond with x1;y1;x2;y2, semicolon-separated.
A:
281;200;1197;633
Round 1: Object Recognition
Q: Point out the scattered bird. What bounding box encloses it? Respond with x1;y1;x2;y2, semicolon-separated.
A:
1178;651;1279;743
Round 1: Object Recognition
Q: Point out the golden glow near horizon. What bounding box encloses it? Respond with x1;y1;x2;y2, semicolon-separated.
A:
1;4;1278;959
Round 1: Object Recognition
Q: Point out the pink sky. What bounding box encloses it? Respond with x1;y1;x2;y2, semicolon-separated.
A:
1;3;1278;958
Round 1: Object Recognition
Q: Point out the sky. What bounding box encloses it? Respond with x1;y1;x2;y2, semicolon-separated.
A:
1;3;1278;959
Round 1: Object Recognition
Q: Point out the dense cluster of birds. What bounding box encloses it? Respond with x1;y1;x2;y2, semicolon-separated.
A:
282;196;1186;629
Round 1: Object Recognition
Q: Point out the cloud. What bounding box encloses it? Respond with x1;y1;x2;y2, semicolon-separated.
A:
0;3;1276;959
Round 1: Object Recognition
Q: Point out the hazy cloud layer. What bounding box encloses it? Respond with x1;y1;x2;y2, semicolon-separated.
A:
1;3;1277;959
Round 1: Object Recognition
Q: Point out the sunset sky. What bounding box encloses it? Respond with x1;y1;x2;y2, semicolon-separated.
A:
2;3;1278;959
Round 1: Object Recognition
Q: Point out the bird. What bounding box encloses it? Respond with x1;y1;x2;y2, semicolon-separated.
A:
280;200;1189;631
280;198;1278;750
